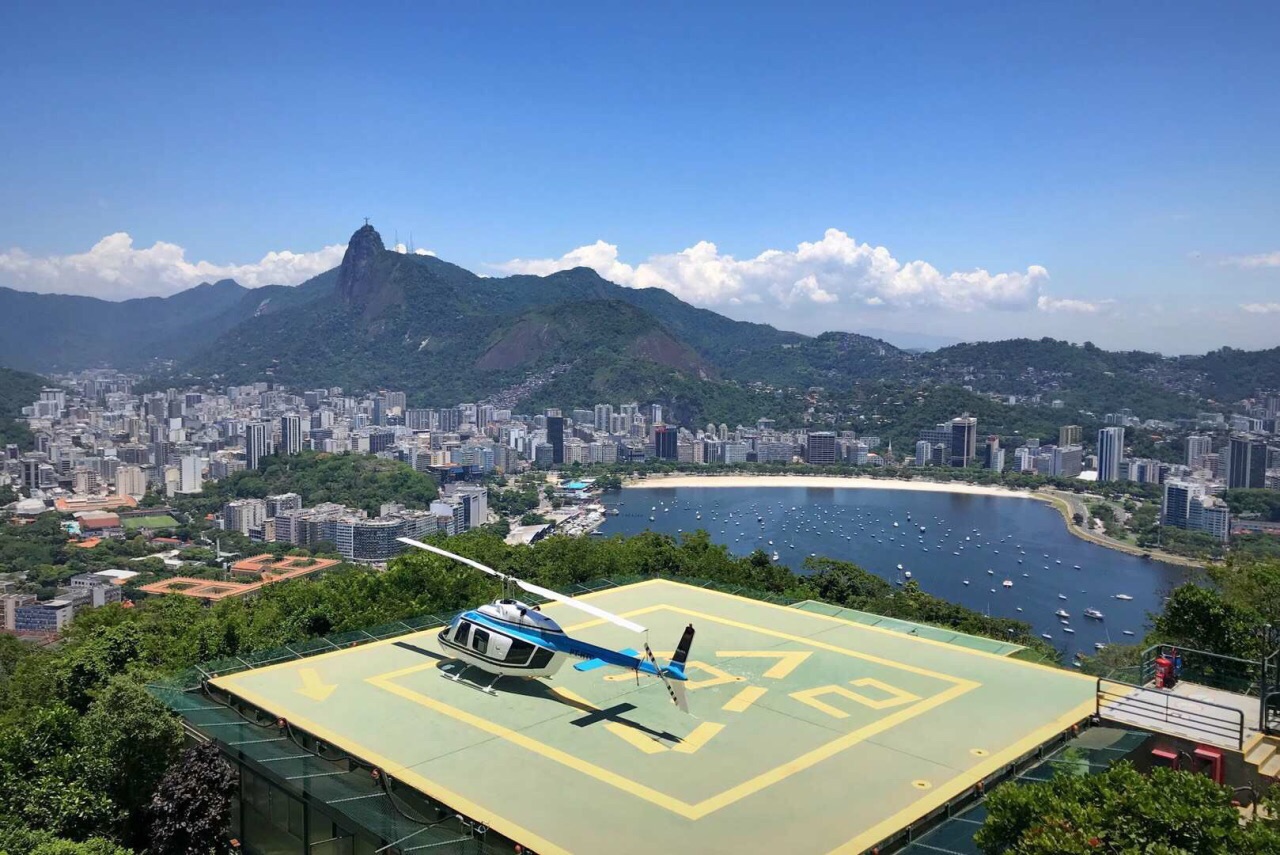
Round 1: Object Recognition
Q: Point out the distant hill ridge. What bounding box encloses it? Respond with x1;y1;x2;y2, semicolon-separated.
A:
1;223;1275;420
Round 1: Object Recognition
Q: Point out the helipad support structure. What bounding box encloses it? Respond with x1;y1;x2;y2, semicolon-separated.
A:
210;580;1097;854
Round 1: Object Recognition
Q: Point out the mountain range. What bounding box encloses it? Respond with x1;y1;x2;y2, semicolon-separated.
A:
1;224;1276;425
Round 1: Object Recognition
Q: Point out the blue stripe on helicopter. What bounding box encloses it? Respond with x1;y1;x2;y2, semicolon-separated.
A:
461;610;677;680
574;648;639;672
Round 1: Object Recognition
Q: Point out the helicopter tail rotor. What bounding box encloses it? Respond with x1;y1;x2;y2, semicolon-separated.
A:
643;624;696;713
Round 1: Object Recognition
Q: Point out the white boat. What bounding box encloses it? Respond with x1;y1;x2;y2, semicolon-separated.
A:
1083;608;1104;620
1058;594;1068;600
1062;627;1075;634
904;571;912;579
963;580;970;585
1002;580;1013;588
987;569;994;575
1114;594;1134;601
1055;609;1070;619
1122;630;1135;636
1094;642;1107;651
1041;633;1053;640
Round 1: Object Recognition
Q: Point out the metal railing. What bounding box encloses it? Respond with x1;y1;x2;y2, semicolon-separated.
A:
1096;677;1245;750
1142;644;1260;696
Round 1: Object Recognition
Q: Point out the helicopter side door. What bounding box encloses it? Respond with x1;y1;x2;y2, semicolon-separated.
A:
487;632;512;662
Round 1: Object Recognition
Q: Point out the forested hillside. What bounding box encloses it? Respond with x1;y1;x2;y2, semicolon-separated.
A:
0;366;46;449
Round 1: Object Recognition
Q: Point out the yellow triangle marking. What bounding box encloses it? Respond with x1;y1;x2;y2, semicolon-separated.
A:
605;722;669;754
671;722;725;754
296;668;337;702
716;650;813;679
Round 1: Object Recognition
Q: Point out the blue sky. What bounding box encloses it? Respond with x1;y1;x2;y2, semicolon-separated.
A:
1;2;1277;351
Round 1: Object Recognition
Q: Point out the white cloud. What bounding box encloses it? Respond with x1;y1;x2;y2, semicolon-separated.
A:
1037;295;1110;314
1242;302;1280;314
494;229;1084;313
392;243;436;257
0;233;347;300
1224;251;1280;269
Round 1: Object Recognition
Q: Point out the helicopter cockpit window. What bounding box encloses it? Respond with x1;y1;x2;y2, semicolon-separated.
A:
453;621;471;647
471;628;489;655
506;638;534;664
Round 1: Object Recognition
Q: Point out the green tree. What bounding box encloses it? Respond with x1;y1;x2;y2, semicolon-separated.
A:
79;677;183;848
1153;584;1262;659
0;705;116;840
976;763;1278;854
0;825;131;855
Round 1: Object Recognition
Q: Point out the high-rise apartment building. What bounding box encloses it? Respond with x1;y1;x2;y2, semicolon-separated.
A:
594;404;614;432
245;422;272;471
1096;427;1125;482
1227;435;1268;489
915;440;932;467
1052;445;1083;478
949;416;977;468
223;498;267;535
266;492;303;518
179;455;203;494
982;435;1002;470
546;416;565;465
804;431;837;466
653;424;678;460
1162;480;1203;530
279;414;303;456
1059;425;1082;447
115;464;147;498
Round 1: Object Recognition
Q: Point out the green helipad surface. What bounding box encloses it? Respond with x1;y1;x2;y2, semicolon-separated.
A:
211;580;1097;855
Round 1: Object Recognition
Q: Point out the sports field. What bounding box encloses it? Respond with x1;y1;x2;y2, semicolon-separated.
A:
211;579;1097;854
123;513;179;529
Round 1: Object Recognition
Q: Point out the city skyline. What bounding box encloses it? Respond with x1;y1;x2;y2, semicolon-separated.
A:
2;4;1278;352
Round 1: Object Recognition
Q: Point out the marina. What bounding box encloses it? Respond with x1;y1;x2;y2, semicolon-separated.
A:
600;485;1195;654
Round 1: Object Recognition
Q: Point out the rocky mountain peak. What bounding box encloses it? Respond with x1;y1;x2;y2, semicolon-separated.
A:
336;223;386;303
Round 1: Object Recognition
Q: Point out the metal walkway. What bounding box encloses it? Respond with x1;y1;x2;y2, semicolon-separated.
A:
1096;678;1250;750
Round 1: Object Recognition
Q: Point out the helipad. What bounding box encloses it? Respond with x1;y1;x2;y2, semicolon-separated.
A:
211;579;1096;854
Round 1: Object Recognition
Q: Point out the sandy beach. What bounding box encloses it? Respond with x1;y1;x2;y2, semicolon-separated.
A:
623;473;1034;499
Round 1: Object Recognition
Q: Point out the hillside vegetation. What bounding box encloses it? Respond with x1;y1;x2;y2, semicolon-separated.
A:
0;366;46;449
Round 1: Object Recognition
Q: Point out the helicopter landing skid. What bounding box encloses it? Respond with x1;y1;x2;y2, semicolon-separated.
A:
441;665;501;696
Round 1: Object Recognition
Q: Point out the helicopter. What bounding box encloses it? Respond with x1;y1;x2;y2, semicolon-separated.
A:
397;539;696;711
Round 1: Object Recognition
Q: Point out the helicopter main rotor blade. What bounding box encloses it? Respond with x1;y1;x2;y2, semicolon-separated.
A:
510;578;646;634
396;538;646;633
396;538;510;581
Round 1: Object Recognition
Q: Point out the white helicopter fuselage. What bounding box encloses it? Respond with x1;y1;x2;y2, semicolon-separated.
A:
438;599;569;678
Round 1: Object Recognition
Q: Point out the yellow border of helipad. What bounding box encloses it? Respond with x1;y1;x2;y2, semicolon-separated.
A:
211;579;1096;855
